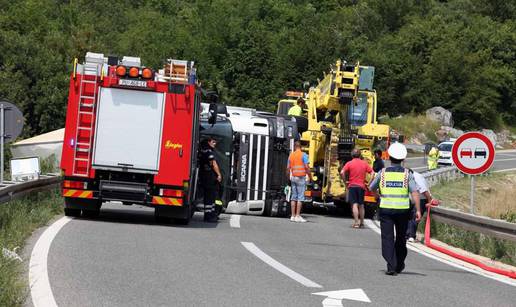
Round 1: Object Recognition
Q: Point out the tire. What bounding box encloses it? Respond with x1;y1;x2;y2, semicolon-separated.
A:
64;208;81;217
155;214;172;224
82;209;100;218
174;217;190;225
263;200;273;217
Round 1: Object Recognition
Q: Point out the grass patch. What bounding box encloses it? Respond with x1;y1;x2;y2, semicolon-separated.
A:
431;172;516;222
425;221;516;266
381;113;441;143
0;188;63;307
426;171;516;266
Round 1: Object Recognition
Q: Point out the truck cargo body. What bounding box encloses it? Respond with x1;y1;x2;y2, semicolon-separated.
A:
60;54;199;223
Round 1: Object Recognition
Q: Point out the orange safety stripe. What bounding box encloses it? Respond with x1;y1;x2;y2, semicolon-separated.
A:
152;196;183;206
63;189;93;199
364;195;376;203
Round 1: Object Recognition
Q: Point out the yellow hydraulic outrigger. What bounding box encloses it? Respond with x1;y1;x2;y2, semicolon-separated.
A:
278;59;389;206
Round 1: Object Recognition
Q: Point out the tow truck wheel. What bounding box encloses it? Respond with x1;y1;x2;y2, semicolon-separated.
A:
64;208;81;217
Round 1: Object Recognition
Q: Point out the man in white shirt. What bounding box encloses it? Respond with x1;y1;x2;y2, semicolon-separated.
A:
407;170;434;242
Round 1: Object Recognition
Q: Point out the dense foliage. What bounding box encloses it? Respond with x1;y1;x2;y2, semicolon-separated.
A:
0;0;514;136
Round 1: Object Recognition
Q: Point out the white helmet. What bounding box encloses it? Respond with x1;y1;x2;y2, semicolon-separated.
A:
388;142;407;160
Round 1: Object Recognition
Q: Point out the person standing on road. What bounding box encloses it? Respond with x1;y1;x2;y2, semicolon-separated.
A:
288;97;305;116
427;146;439;170
199;137;222;223
341;149;374;228
286;141;312;222
406;170;439;242
369;142;421;275
373;149;385;173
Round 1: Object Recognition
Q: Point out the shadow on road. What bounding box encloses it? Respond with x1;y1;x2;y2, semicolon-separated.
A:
75;208;219;229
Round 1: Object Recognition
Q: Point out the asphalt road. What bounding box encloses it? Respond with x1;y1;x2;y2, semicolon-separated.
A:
401;149;516;173
31;202;516;307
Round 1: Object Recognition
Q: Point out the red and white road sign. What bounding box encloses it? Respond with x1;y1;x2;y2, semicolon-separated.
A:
452;132;495;175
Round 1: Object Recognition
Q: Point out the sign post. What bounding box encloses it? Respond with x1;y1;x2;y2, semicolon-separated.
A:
0;100;24;184
452;132;495;215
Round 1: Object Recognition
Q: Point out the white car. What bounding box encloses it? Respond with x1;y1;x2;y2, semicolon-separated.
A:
437;141;454;165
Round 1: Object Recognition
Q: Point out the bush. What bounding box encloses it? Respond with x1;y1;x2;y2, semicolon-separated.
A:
382;113;441;143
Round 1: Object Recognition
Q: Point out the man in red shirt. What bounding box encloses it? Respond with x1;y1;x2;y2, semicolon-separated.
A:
341;149;373;228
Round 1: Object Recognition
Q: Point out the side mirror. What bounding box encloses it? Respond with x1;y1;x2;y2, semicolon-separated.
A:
208;103;218;125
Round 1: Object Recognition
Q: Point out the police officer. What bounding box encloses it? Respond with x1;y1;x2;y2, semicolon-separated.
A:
199;137;222;222
369;142;421;275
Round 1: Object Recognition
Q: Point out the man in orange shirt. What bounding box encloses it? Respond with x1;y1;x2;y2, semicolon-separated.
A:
341;149;373;228
286;141;312;222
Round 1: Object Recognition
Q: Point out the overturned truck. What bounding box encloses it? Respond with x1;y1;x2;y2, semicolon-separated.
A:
198;104;299;217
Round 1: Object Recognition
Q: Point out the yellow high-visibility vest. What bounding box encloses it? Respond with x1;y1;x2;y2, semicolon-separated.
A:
379;169;410;209
288;105;302;116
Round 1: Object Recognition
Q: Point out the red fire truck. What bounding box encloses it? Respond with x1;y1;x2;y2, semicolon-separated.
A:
60;52;201;224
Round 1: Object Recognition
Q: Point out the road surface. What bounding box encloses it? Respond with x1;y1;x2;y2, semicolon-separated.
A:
27;203;516;307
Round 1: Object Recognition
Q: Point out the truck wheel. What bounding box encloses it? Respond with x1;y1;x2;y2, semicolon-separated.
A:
82;209;100;218
174;217;190;225
64;208;81;217
154;208;172;224
263;200;273;217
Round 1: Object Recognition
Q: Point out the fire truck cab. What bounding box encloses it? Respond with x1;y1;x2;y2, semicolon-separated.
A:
60;52;201;224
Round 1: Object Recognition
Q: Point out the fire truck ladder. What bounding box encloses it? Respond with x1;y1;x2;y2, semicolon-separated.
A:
72;63;101;177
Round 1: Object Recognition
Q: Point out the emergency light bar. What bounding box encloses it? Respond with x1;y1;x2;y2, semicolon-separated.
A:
115;65;154;80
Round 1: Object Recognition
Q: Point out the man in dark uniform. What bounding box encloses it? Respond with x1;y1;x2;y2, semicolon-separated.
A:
373;149;385;173
369;142;421;275
199;137;222;222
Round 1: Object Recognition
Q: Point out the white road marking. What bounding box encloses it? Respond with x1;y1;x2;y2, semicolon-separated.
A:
230;214;241;228
364;219;516;287
321;298;343;307
493;157;516;162
30;216;73;307
405;156;424;161
241;242;323;288
313;289;371;305
411;166;427;171
493;168;516;173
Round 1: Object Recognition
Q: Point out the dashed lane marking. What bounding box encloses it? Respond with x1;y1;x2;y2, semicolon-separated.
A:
241;242;323;288
30;216;73;307
230;214;241;228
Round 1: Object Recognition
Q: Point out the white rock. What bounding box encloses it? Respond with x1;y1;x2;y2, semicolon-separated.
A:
426;107;453;127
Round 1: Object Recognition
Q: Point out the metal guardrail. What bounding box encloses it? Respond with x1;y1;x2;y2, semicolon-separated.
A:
422;165;464;187
430;206;516;242
421;166;515;242
0;174;62;204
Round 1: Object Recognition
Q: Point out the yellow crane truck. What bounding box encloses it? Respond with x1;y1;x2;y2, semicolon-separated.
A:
278;59;390;213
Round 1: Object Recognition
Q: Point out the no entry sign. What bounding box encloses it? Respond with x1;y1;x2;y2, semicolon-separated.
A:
452;132;495;175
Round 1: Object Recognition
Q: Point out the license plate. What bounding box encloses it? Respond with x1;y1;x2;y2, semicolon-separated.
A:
118;79;147;88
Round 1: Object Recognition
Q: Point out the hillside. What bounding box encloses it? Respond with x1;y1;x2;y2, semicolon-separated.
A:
0;0;514;137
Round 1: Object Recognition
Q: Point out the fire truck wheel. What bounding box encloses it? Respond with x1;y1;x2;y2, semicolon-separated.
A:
154;209;172;224
82;209;100;218
174;217;190;225
64;208;81;217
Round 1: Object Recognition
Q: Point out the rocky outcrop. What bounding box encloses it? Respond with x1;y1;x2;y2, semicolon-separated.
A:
426;106;453;127
481;129;497;146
